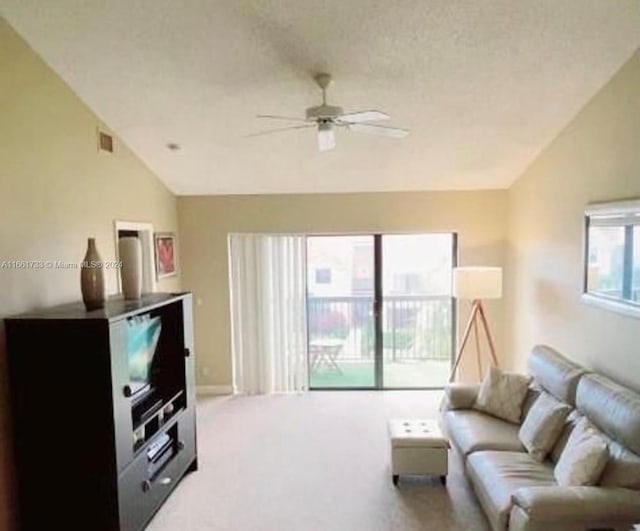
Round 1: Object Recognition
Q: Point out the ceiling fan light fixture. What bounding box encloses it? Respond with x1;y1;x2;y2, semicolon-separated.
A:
255;72;409;151
306;104;343;120
317;121;335;152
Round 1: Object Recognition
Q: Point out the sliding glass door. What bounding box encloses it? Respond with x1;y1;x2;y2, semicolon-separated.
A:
307;233;455;389
307;236;376;388
381;234;454;388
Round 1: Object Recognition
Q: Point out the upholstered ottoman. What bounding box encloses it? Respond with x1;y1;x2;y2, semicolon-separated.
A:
388;419;449;486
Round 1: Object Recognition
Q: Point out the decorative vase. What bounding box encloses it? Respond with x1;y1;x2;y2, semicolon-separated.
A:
81;237;106;310
118;236;142;300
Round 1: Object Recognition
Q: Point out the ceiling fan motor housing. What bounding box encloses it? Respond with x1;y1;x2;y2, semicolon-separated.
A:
306;104;344;121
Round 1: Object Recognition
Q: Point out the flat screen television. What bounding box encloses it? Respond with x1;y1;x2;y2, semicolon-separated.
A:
126;314;162;398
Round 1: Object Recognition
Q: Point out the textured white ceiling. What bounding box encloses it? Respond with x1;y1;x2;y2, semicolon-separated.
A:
2;1;640;195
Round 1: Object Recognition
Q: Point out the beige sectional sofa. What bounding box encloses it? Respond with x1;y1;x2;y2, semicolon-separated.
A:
442;345;640;531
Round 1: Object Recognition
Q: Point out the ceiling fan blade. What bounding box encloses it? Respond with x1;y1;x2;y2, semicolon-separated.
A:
318;124;336;152
346;123;409;138
337;110;389;123
256;114;310;123
247;124;315;137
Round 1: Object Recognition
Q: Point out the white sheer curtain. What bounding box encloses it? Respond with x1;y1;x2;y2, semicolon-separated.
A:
228;234;308;394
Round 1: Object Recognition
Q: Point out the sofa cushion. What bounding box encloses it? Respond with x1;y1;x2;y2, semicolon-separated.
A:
549;409;582;463
443;382;480;410
511;485;640;526
466;451;555;531
520;384;542;421
527;345;585;405
474;366;531;424
598;438;640;489
444;409;523;457
576;373;640;456
519;391;571;462
548;410;640;490
554;418;609;487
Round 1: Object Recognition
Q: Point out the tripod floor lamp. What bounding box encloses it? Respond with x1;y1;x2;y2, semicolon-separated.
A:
449;267;502;382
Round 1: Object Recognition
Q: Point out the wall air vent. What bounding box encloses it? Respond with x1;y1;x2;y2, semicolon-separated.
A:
98;130;114;153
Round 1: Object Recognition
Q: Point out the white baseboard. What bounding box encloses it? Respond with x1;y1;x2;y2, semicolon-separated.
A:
197;385;233;396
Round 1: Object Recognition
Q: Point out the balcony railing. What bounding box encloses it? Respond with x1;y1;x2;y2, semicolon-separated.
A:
307;295;453;362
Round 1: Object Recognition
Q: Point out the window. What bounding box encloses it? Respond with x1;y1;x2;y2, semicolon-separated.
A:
584;200;640;317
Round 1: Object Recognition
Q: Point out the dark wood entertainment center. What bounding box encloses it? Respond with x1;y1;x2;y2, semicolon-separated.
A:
5;292;198;531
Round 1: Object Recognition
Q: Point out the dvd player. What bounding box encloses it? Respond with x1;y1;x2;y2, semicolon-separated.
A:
147;432;175;478
147;432;172;462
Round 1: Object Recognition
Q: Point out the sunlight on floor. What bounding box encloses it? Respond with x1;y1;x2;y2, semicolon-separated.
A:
309;359;450;388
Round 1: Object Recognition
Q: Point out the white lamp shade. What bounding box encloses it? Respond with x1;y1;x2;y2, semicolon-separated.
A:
453;267;502;300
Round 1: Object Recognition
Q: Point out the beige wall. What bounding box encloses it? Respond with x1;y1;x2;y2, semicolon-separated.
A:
178;191;508;388
0;20;180;529
505;50;640;391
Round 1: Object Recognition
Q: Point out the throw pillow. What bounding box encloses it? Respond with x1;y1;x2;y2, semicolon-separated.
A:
554;417;609;487
473;366;531;424
519;392;571;461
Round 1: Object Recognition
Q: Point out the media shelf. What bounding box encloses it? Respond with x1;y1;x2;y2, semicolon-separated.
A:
6;293;198;531
132;390;186;454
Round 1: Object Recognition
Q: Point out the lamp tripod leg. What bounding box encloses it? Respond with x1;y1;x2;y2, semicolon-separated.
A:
477;303;499;368
473;314;482;379
449;301;480;382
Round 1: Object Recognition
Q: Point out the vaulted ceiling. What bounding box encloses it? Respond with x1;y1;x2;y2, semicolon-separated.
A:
2;1;639;195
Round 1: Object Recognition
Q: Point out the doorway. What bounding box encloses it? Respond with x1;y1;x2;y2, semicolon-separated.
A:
306;233;456;389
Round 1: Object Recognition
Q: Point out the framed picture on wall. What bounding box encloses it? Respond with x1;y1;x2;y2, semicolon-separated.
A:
154;232;177;279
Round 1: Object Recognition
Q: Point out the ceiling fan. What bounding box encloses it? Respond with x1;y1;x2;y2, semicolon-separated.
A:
253;73;409;152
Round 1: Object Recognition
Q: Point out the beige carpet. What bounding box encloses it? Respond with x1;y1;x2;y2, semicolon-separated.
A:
147;391;490;531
